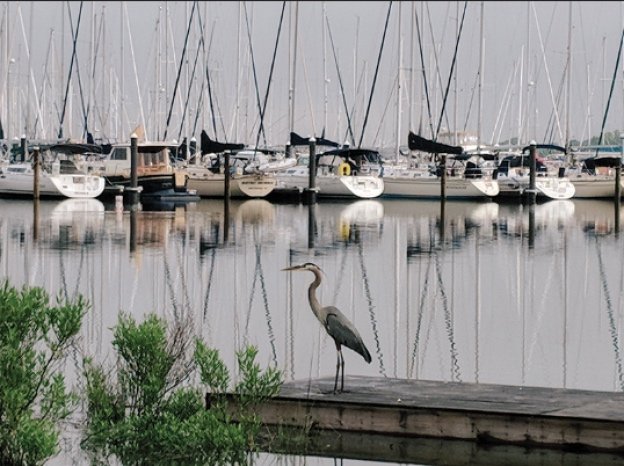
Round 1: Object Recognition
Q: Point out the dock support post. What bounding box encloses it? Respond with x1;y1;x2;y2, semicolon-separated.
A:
524;140;537;204
126;133;141;207
223;151;231;243
224;151;231;199
190;137;197;164
304;137;317;204
32;147;40;200
20;135;27;162
617;133;623;202
440;154;447;200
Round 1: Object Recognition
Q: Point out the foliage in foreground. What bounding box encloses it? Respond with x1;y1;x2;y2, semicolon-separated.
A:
0;280;86;466
82;313;282;465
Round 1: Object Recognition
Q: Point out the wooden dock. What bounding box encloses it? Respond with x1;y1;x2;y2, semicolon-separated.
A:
239;376;624;455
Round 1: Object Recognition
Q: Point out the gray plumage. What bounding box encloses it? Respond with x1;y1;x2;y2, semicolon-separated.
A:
282;262;372;393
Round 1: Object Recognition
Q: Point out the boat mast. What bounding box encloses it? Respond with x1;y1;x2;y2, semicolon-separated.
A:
477;1;484;153
156;3;162;139
288;1;298;139
395;1;402;162
123;2;147;141
525;1;531;144
454;1;458;146
235;1;241;141
120;1;124;139
358;1;393;148
565;1;572;155
409;1;415;136
322;1;328;135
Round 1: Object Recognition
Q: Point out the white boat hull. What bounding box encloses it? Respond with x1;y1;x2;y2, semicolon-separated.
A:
497;174;576;200
274;173;384;198
381;175;499;199
186;169;276;198
0;167;105;199
568;175;624;198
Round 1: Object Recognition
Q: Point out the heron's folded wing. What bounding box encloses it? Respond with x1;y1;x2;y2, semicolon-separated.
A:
325;308;372;363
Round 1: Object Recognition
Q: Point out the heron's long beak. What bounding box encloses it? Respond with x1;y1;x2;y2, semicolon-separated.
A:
281;265;303;272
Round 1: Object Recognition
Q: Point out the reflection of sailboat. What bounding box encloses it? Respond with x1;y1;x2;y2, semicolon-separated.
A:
52;198;105;215
339;200;384;225
573;199;624;236
338;200;384;242
402;200;499;257
47;199;106;248
495;201;575;238
236;199;275;225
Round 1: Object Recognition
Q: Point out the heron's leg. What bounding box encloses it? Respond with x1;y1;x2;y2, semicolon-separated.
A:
339;348;345;392
333;348;341;394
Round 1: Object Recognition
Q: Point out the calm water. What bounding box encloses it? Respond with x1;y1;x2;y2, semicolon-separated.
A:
2;196;623;465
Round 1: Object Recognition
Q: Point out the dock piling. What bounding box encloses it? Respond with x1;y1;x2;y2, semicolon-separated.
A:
304;137;317;204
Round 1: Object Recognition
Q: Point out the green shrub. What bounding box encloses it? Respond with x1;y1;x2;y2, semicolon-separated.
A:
83;313;282;465
0;280;86;465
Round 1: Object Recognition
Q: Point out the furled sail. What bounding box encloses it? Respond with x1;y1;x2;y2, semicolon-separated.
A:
408;131;463;155
200;130;245;154
290;132;340;148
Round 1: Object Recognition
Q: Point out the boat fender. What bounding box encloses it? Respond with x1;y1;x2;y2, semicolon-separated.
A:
338;162;351;176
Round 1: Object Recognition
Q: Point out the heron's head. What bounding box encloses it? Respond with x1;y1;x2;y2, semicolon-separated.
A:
281;262;322;274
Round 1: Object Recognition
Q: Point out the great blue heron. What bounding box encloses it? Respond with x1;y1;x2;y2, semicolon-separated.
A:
282;262;372;393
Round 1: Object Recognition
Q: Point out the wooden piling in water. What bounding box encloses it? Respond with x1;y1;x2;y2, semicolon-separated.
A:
125;133;141;207
32;148;40;200
304;137;317;204
20;136;27;162
440;154;447;200
524;141;537;204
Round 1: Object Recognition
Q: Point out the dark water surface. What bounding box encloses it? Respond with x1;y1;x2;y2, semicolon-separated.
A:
2;196;622;465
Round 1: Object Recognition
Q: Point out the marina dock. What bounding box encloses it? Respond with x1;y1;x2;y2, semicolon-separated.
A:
241;376;624;454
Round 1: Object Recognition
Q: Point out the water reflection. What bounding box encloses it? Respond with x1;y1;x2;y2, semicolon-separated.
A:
2;197;624;464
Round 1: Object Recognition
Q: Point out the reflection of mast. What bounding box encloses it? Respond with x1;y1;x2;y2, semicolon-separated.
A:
201;248;216;339
409;253;431;379
595;238;624;390
245;239;277;366
475;227;480;383
394;223;400;377
357;240;385;376
563;230;568;388
435;248;461;382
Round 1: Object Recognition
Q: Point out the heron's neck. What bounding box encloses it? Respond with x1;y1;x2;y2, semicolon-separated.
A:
307;269;324;323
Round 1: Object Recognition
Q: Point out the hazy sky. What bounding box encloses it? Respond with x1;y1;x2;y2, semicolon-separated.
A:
2;1;624;149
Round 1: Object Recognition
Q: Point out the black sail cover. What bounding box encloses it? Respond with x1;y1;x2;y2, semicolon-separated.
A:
200;130;245;154
290;132;340;148
408;131;463;155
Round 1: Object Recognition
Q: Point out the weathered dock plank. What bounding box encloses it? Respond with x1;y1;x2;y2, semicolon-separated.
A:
243;376;624;453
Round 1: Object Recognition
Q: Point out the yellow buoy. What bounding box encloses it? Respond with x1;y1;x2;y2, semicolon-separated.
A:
338;162;351;176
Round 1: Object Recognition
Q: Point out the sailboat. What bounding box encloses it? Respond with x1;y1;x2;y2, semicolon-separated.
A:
184;131;277;198
495;145;575;200
381;132;499;200
555;2;622;199
273;143;385;199
565;150;624;198
0;160;106;199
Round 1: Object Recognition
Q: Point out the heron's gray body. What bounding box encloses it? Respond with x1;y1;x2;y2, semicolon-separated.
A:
324;306;372;363
283;262;372;393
